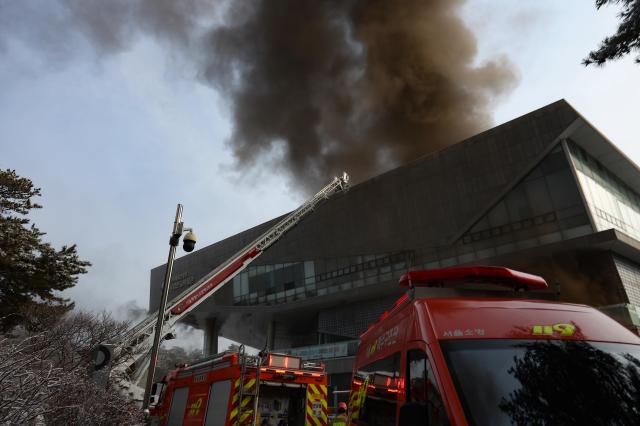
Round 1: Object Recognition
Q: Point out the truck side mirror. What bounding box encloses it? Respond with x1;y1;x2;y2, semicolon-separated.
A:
149;382;165;406
399;402;428;426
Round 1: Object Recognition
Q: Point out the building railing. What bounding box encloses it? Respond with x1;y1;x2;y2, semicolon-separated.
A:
275;340;360;361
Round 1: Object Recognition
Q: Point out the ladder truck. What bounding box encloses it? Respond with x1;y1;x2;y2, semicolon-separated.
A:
147;346;329;425
91;173;349;403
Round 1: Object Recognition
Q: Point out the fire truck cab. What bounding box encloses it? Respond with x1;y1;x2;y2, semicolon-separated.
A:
148;349;328;426
348;266;640;425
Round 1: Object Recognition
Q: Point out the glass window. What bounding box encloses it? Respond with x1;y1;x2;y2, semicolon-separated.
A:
340;282;353;291
614;255;640;306
458;145;590;259
241;273;249;295
539;146;565;174
407;349;449;425
232;275;241;298
504;185;529;222
304;261;315;279
294;263;304;283
167;387;189;426
442;339;640;426
569;141;640;240
204;380;231;426
356;353;400;426
523;178;552;215
546;169;581;210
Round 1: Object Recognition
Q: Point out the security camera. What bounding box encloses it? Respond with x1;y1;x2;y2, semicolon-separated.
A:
183;230;197;252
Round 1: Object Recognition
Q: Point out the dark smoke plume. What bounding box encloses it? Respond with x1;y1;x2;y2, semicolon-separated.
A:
205;0;517;191
1;0;517;192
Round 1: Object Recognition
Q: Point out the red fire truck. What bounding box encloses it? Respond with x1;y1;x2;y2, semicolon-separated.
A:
348;266;640;425
148;347;328;426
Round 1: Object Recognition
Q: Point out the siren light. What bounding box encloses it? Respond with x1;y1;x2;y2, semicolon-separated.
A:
399;266;548;291
267;354;301;370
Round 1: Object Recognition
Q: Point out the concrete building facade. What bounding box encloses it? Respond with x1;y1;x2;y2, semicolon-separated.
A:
150;100;640;393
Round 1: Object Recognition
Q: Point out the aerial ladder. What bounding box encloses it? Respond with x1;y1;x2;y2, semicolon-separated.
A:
91;173;350;399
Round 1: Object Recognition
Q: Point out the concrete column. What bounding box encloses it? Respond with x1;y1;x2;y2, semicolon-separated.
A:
203;318;219;356
266;320;275;350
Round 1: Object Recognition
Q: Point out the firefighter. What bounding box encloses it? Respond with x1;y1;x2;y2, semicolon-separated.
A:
333;402;348;426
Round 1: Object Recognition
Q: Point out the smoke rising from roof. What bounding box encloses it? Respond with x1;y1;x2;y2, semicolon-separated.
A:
1;0;517;192
205;0;518;191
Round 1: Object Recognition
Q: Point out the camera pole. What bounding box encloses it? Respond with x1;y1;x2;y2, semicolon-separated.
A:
142;204;183;409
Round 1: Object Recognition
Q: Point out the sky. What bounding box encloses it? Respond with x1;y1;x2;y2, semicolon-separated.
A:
1;1;638;350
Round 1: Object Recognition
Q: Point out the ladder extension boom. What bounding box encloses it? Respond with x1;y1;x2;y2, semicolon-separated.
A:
104;173;349;386
168;171;349;317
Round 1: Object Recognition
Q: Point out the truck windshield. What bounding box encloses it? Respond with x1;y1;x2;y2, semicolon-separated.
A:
441;339;640;425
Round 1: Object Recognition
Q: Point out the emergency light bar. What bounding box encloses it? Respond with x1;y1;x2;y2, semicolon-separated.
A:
267;354;301;370
399;266;548;291
372;373;398;388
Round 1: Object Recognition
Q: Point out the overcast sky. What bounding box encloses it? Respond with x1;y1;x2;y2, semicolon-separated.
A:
1;1;638;350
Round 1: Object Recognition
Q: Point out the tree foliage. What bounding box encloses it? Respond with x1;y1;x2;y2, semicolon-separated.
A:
499;341;640;425
584;0;640;65
0;169;90;331
154;346;203;381
0;310;144;425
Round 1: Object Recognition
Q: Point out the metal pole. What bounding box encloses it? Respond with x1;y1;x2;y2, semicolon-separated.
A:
143;204;183;409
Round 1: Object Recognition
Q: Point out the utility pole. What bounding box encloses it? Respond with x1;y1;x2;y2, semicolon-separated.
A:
143;204;196;409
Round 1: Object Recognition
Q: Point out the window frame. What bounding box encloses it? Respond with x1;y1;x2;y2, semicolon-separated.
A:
356;351;401;425
403;343;450;426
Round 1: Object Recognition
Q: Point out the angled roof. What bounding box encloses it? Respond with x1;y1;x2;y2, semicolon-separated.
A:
151;99;640;315
255;99;581;261
566;110;640;194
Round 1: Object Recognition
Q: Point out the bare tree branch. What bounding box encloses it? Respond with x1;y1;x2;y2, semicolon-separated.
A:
0;311;144;425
